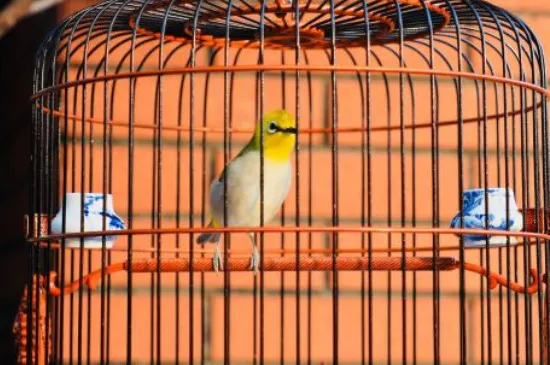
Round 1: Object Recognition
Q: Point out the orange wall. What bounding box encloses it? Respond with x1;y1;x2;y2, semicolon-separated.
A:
50;1;549;364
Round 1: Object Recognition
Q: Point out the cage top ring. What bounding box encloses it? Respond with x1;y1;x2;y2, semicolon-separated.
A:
129;0;451;48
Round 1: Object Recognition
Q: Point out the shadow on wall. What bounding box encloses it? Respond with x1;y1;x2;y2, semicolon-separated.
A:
0;3;57;363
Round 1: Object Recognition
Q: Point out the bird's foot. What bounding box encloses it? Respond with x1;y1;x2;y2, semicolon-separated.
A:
249;245;260;275
213;245;224;273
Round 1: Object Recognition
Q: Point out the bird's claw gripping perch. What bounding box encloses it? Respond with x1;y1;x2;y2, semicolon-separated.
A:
213;244;224;273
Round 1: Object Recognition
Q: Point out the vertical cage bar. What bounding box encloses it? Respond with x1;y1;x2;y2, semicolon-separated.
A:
294;1;302;363
222;0;232;364
302;49;314;365
393;3;408;364
328;1;339;364
259;1;266;364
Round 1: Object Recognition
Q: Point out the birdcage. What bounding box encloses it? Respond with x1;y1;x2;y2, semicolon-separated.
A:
20;0;550;364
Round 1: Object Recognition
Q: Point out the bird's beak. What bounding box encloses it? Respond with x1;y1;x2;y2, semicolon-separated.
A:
282;127;297;134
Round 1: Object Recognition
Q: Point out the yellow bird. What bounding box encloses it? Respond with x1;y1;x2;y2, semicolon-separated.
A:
197;110;297;273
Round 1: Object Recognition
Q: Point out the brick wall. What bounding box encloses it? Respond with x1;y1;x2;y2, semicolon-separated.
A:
48;1;549;364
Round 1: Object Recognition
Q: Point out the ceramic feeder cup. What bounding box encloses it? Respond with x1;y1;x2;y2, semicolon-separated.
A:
50;192;125;248
450;188;523;247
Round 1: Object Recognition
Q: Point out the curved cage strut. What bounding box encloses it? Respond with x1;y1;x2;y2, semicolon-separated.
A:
31;64;550;99
46;257;543;295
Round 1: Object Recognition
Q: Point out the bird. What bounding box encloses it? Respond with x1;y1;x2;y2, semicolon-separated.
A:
197;110;297;274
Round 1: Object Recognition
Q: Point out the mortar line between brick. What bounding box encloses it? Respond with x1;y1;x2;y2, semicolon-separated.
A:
67;136;520;157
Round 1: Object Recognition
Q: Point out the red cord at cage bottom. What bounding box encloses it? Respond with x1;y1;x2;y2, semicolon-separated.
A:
47;256;544;296
13;275;51;365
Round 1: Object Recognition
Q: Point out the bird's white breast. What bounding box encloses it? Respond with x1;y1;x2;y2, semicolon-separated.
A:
210;150;292;227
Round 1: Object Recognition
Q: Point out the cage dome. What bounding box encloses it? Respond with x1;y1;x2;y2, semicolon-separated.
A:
23;0;550;364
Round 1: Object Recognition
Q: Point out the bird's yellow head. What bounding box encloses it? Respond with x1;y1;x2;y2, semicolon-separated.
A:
249;109;296;162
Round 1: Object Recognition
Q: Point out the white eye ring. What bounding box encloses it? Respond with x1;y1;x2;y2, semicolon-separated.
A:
267;121;278;134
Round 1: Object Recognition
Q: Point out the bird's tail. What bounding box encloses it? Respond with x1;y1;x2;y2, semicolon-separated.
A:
197;221;220;245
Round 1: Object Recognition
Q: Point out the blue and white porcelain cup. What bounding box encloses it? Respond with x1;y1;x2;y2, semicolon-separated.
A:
450;188;523;247
51;193;125;248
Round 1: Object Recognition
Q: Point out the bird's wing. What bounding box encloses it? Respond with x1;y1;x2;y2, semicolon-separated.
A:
210;152;260;226
216;140;254;183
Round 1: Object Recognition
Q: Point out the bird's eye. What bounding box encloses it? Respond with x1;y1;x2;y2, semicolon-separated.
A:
267;121;278;134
